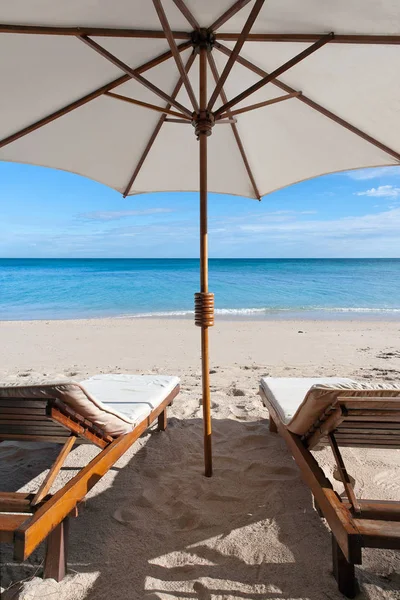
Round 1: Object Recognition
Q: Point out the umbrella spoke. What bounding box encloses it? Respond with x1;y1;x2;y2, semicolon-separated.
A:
0;42;191;150
164;118;237;124
0;23;190;38
207;0;265;112
214;32;334;118
208;0;253;33
215;32;400;44
164;118;192;123
123;52;197;197
152;0;199;112
217;91;301;119
104;92;191;119
171;0;200;31
80;35;193;118
216;42;400;163
2;24;399;44
208;52;261;200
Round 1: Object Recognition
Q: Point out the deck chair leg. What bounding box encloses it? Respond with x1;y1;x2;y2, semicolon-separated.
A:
269;414;278;433
43;517;69;581
158;408;167;431
332;534;357;599
328;433;361;514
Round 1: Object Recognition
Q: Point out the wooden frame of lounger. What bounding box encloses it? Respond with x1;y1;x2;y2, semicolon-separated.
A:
0;384;179;581
259;386;400;599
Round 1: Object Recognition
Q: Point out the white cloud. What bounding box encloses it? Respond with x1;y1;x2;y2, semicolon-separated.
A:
269;210;317;215
78;208;173;221
346;167;400;180
236;207;400;240
355;185;400;198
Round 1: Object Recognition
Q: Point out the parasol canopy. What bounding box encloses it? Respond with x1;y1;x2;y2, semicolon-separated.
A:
1;0;399;475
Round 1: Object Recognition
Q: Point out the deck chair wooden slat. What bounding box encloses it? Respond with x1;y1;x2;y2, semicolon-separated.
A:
0;375;180;581
0;515;28;543
259;377;400;598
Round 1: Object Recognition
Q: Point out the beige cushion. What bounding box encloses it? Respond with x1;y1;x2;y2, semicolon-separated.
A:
260;377;400;436
0;374;179;437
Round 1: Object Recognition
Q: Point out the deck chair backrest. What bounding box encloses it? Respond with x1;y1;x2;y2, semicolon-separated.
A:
288;381;400;436
0;381;117;446
295;384;400;449
0;380;136;437
0;394;72;443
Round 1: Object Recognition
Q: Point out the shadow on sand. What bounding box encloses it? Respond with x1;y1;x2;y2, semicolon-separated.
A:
2;418;397;599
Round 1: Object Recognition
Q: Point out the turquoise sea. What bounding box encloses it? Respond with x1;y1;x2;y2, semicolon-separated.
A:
0;258;400;321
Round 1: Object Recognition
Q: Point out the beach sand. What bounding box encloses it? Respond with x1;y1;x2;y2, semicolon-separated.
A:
1;318;399;599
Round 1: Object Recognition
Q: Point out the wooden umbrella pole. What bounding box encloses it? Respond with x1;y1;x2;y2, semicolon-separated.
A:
195;44;214;477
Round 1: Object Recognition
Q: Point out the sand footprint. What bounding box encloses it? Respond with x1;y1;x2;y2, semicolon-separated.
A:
245;461;298;481
228;405;248;419
374;469;400;493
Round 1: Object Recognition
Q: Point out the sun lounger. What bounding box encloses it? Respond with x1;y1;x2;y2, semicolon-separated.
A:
0;374;180;581
259;376;400;598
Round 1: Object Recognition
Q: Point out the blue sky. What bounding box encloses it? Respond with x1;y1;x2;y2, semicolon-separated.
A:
1;162;400;258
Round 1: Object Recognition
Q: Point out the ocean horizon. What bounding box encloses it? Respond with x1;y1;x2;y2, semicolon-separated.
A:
1;258;400;321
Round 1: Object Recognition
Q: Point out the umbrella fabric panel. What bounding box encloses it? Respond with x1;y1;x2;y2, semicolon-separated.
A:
209;47;398;197
231;99;395;198
0;0;234;29
233;41;400;156
130;119;257;198
0;46;194;195
0;95;166;194
0;34;121;140
218;0;400;35
0;34;171;139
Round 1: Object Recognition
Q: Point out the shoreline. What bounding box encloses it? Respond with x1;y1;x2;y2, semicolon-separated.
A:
2;309;400;323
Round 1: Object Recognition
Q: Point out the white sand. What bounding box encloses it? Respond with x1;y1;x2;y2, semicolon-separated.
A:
0;318;399;599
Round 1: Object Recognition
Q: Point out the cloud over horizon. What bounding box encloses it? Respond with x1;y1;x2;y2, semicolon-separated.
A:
346;167;400;181
355;185;400;198
78;208;174;221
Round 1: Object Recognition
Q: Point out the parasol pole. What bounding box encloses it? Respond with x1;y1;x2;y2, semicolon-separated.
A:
194;41;214;477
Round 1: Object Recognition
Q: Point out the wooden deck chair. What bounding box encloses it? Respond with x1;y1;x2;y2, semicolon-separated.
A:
0;374;180;581
259;376;400;598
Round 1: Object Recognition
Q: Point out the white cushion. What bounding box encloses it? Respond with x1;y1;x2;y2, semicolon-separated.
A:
80;374;179;427
260;377;354;427
260;377;400;435
0;374;180;437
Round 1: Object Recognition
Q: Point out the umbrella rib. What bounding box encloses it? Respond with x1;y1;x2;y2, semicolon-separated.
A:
208;0;253;33
216;42;400;163
2;24;399;44
122;52;197;197
214;32;334;118
217;92;301;119
215;32;400;44
164;118;238;124
104;92;191;119
79;35;193;118
164;118;192;123
207;0;265;112
170;0;200;31
0;42;191;151
207;52;261;200
152;0;199;112
0;23;190;38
